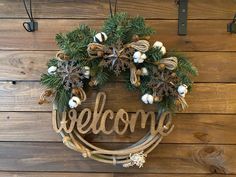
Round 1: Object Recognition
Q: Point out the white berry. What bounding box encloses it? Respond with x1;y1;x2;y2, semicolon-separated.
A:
68;96;81;108
48;66;57;75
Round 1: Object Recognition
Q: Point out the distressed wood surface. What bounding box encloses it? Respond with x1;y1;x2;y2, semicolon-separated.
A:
1;51;236;83
0;82;236;113
0;0;236;19
114;175;236;177
0;112;235;144
0;172;112;177
0;20;235;51
0;173;235;177
0;0;235;175
0;142;234;174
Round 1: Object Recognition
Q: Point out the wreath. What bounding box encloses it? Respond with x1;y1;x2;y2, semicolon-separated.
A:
39;13;198;168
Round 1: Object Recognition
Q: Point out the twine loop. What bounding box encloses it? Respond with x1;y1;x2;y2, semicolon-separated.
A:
156;57;178;70
72;87;87;102
129;40;150;53
38;89;54;105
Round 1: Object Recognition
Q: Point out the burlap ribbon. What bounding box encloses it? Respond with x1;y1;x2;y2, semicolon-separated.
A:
130;64;141;87
129;40;150;53
155;57;178;70
56;51;70;61
38;89;54;105
72;87;87;102
87;43;106;58
176;95;188;111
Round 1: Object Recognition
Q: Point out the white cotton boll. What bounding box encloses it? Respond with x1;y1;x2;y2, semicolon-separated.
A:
178;84;188;97
160;46;166;55
48;66;57;75
141;54;147;60
141;94;153;104
133;51;142;63
141;67;148;76
141;94;149;104
138;58;144;63
83;66;90;78
68;96;81;109
133;52;146;63
134;58;139;63
153;41;163;48
93;32;108;43
147;94;154;104
133;51;141;59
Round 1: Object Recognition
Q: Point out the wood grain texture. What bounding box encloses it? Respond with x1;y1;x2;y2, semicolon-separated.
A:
1;51;236;83
113;173;236;177
0;142;234;174
0;0;235;175
115;175;236;177
0;82;236;113
0;172;235;177
0;112;235;144
0;172;112;177
0;20;235;51
0;0;236;19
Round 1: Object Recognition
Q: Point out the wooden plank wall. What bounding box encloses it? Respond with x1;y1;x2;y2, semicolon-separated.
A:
0;0;236;176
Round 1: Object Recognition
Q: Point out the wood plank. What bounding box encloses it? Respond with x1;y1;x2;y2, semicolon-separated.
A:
0;0;236;19
0;142;234;173
0;51;50;81
0;112;60;142
0;112;235;144
0;20;235;51
115;175;236;177
0;172;112;177
0;172;235;177
1;51;236;83
0;82;236;113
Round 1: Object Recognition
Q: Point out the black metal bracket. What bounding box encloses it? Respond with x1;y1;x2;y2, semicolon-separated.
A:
22;0;38;32
177;0;188;35
227;13;236;33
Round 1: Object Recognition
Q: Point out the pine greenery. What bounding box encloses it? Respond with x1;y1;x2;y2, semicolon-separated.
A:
103;13;154;45
56;24;96;60
40;12;197;112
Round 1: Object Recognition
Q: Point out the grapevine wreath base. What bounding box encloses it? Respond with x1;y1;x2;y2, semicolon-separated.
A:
40;13;197;168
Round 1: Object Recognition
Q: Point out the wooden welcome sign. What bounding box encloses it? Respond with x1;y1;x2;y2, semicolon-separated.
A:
52;92;174;168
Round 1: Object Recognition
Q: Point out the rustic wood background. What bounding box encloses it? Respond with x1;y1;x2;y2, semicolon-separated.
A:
0;0;236;176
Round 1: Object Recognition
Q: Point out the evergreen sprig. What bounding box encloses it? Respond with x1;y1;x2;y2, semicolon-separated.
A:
41;74;62;89
103;13;154;45
54;87;70;112
56;24;96;60
40;13;197;113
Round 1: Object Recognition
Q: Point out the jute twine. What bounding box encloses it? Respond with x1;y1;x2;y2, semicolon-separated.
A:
52;103;174;167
